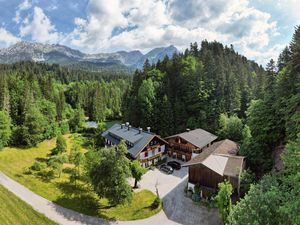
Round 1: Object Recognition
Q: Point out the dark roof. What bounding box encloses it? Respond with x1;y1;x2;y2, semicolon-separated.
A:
183;139;244;178
102;123;166;158
165;128;218;149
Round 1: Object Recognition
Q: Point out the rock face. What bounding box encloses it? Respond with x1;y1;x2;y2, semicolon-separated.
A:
0;42;178;69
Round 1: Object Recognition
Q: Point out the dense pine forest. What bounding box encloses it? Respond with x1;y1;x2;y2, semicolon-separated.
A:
0;62;129;147
0;25;299;225
123;41;266;136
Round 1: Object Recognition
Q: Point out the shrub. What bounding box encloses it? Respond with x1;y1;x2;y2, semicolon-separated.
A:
60;121;70;134
30;161;47;171
194;183;201;194
50;147;60;155
151;196;161;209
37;170;54;179
23;168;32;175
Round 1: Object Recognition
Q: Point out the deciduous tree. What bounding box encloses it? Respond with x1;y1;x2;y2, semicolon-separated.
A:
89;140;132;205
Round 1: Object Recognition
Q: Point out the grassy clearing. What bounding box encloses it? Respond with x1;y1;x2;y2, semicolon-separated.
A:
0;135;161;220
0;184;58;225
99;190;161;220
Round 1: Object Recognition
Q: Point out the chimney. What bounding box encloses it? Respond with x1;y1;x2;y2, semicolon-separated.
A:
139;128;143;134
121;123;125;129
186;128;190;132
147;127;151;133
125;122;129;127
128;125;132;131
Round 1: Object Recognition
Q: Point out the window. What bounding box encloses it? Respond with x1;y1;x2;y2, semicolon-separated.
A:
158;147;161;152
145;151;148;157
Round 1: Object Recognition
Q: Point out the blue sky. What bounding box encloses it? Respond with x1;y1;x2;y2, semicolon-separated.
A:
0;0;299;65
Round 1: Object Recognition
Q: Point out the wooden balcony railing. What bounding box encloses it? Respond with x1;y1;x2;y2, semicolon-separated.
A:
170;143;195;153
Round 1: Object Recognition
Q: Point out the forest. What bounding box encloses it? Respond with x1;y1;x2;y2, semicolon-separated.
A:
0;25;299;225
123;27;300;224
0;61;129;147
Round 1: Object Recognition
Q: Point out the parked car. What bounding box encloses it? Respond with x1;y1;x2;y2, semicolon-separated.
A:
160;164;174;174
167;161;181;170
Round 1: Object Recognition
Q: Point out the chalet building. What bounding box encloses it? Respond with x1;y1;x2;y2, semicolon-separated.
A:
102;123;168;167
165;128;218;161
183;139;245;195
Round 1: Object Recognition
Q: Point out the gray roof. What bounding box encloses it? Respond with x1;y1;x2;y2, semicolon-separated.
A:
85;121;98;129
166;128;218;149
102;123;160;158
183;139;244;178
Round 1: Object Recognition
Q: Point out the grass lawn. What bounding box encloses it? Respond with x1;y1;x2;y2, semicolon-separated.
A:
0;184;58;225
99;190;161;220
0;135;161;220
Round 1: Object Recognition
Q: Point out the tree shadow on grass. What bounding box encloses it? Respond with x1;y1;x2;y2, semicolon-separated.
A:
51;198;112;225
35;170;55;182
35;157;48;163
55;194;101;217
57;181;87;196
15;173;24;178
54;181;112;219
62;167;73;174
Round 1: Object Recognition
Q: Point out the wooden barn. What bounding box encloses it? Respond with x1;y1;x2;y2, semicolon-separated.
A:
183;139;245;195
165;128;218;161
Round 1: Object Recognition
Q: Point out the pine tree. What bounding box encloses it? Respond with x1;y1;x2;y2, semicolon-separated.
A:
0;111;12;149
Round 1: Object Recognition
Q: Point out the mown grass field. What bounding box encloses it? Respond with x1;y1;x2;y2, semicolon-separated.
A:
0;184;58;225
0;134;161;220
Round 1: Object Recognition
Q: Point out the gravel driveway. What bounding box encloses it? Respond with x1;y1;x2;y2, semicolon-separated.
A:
131;163;220;225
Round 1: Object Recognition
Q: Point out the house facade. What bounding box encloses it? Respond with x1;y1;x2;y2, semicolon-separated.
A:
165;128;218;161
102;123;168;167
183;139;245;195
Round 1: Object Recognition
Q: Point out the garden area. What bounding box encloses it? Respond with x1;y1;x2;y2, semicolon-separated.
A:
0;134;161;221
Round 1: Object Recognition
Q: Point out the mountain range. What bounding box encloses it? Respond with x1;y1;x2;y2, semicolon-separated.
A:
0;42;178;69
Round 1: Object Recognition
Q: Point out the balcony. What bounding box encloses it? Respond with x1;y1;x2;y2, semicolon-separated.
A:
170;143;195;153
146;144;161;151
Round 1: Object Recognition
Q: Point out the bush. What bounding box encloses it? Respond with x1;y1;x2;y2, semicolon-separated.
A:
151;196;161;209
37;170;54;179
23;168;32;175
50;147;60;155
194;183;201;194
30;161;47;171
60;121;70;134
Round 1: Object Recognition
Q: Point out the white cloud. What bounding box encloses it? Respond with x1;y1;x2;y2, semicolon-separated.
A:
241;43;286;65
19;7;61;43
276;0;300;22
64;0;280;65
13;0;32;24
0;27;20;47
